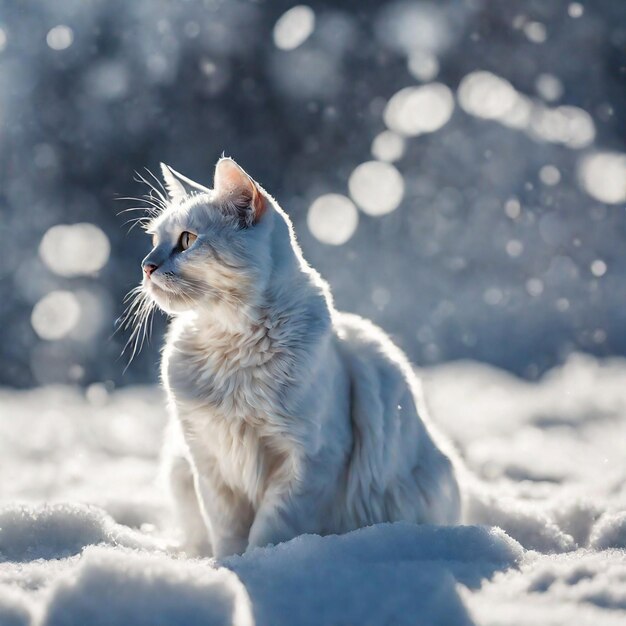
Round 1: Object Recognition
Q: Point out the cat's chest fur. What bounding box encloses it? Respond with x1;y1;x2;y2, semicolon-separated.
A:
163;312;296;500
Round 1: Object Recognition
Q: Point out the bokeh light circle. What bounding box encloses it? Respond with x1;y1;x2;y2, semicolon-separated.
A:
384;84;454;137
458;71;517;120
371;131;406;162
539;165;561;186
39;223;110;277
408;51;439;82
31;291;81;340
46;25;74;51
578;152;626;204
307;194;358;245
273;6;315;51
348;161;405;216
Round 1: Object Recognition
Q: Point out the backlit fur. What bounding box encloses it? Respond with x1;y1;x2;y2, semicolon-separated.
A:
138;158;461;557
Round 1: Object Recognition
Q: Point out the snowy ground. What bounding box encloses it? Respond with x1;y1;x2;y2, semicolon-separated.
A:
1;354;625;625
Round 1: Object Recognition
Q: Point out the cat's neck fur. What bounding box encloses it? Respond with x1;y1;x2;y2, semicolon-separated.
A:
168;204;332;388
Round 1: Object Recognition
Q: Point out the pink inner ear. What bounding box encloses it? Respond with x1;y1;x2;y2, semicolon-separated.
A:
251;185;266;223
215;158;265;223
214;159;249;196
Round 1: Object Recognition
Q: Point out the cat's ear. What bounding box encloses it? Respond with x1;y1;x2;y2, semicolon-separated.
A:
160;163;210;202
213;157;266;225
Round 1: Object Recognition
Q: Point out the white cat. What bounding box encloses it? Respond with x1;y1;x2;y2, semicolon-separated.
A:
137;157;461;558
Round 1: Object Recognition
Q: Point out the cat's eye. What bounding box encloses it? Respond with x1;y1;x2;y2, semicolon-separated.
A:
179;231;197;251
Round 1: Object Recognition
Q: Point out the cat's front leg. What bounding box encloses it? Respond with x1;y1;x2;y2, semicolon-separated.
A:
195;473;254;558
168;452;213;557
247;481;321;551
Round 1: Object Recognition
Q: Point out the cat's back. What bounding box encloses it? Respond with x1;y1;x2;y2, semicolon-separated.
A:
333;312;421;398
331;311;461;526
332;311;427;435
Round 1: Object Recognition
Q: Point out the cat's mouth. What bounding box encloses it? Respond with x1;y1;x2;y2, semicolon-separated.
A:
143;276;199;314
141;276;164;298
145;280;168;296
143;270;179;294
142;277;173;306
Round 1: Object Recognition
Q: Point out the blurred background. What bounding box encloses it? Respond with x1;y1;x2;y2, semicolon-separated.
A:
0;0;624;389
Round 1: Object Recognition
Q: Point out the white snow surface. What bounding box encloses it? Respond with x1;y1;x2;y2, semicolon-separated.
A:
1;354;625;625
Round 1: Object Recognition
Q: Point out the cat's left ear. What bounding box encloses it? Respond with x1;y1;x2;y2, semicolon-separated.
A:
160;163;211;202
213;157;266;225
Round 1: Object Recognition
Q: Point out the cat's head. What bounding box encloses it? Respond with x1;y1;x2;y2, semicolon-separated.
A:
139;157;274;316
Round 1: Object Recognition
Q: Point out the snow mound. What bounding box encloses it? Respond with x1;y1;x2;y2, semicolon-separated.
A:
465;549;626;625
590;512;626;550
465;485;576;553
425;354;626;553
221;523;522;626
0;504;161;563
40;547;253;626
0;586;31;626
1;354;625;625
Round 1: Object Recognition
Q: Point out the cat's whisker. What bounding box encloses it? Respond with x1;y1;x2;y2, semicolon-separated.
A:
117;288;153;353
122;285;143;302
122;215;151;226
136;170;167;202
143;167;168;198
121;290;157;370
124;216;152;234
116;206;159;218
115;294;142;333
147;303;157;344
142;193;167;212
115;196;162;216
136;308;150;355
134;171;168;209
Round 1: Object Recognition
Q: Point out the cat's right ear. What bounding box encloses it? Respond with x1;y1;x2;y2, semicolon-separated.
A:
213;157;266;226
160;163;211;202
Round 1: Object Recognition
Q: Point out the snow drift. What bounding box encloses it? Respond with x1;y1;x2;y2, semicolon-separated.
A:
1;354;625;625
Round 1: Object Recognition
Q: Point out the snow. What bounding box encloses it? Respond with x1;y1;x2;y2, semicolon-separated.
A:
220;524;520;626
41;548;254;626
1;355;625;625
590;512;626;551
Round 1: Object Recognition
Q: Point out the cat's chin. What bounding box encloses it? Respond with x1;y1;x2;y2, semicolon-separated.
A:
144;282;195;315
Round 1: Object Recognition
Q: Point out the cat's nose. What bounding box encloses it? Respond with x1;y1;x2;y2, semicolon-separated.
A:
143;262;158;277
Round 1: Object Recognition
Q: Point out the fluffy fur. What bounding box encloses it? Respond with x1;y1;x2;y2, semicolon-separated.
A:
135;157;461;558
